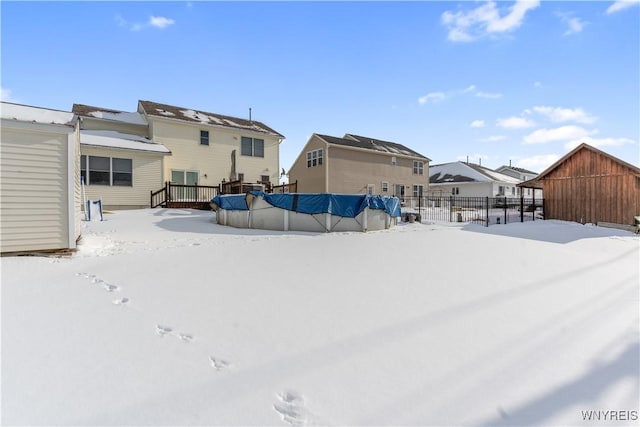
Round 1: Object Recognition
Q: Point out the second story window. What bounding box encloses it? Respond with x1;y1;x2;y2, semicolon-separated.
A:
241;137;264;157
200;130;209;145
413;160;424;175
306;149;323;167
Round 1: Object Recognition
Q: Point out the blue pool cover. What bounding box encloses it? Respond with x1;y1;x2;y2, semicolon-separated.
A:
211;192;401;218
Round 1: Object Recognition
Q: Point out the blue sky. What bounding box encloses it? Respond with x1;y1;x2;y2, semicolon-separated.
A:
2;1;639;173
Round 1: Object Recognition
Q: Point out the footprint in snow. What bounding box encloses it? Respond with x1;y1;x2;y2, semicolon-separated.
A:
178;333;194;342
102;283;119;292
112;297;129;305
273;391;312;426
209;356;231;371
156;325;173;337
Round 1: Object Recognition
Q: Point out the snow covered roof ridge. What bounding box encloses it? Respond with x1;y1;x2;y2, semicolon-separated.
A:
430;161;521;184
72;103;147;126
314;133;430;160
496;165;539;175
138;100;284;138
80;130;171;154
1;101;75;126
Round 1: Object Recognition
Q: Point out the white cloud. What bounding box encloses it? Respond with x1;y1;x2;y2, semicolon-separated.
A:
470;120;486;128
150;16;175;29
476;91;503;99
497;116;536;129
116;15;175;31
480;135;507;142
563;17;586;35
606;0;640;14
514;154;561;172
418;92;447;104
531;106;597;124
1;87;17;102
419;85;501;105
564;136;636;151
523;125;598;144
441;0;540;42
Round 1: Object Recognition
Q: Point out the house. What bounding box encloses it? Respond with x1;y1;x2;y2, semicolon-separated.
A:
73;100;285;209
73;103;171;209
288;133;430;200
429;161;523;198
519;143;640;228
1;102;81;253
495;164;542;198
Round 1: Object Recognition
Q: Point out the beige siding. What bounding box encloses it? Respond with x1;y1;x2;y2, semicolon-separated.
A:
328;146;430;195
80;117;149;137
1;125;71;253
288;135;328;192
81;146;164;209
151;119;281;186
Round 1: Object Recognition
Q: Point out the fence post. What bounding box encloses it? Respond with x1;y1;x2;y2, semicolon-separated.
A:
503;197;507;224
449;196;453;223
485;197;489;227
520;195;524;223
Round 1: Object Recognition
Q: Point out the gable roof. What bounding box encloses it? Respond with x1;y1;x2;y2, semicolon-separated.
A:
496;165;538;175
315;133;430;160
2;101;75;126
430;161;521;184
536;143;640;180
72;104;148;125
138;100;284;138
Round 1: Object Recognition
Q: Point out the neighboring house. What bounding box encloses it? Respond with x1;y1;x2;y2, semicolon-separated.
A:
495;164;542;198
429;161;523;198
520;143;640;227
73;104;171;209
1;102;81;253
288;133;430;200
138;100;284;190
73;100;285;209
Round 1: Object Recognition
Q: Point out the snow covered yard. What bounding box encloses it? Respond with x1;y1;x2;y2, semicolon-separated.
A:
2;208;638;426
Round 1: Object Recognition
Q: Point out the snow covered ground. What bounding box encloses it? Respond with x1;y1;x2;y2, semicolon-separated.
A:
2;209;638;426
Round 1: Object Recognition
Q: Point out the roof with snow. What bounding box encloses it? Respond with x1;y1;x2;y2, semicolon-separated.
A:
496;165;539;175
315;133;430;160
138;100;284;138
430;161;522;184
1;102;75;126
72;104;148;126
80;130;171;154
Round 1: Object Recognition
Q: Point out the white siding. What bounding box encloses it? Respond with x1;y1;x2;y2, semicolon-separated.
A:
81;146;164;209
0;124;72;253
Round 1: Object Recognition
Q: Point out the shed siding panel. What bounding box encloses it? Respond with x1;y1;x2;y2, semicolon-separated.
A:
0;128;69;252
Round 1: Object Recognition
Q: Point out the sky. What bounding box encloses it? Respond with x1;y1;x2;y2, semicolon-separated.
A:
1;0;639;173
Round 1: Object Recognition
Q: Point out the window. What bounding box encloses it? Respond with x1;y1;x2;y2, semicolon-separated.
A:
413;160;424;175
367;184;375;195
112;158;132;186
497;186;505;196
306;149;323;167
81;155;132;186
451;187;459;195
260;175;270;182
391;157;397;166
200;130;209;145
511;187;515;195
381;181;389;193
241;137;264;157
238;173;244;181
413;184;424;197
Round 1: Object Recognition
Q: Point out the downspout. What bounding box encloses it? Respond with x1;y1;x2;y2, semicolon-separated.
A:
324;140;329;193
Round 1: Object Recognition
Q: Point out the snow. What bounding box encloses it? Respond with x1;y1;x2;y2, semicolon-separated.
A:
1;101;74;126
80;130;171;154
431;161;521;184
2;209;638;426
87;110;148;125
